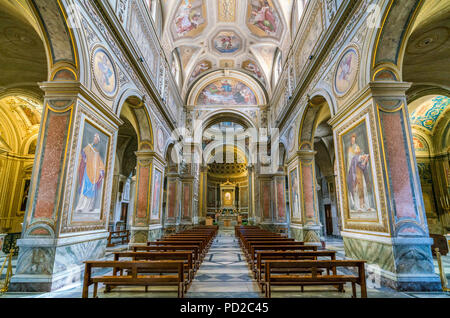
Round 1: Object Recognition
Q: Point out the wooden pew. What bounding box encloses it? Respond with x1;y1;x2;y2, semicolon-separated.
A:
148;241;206;260
255;250;337;286
263;260;367;298
82;260;185;298
153;239;208;255
245;241;306;264
241;238;295;254
112;251;194;291
133;245;201;270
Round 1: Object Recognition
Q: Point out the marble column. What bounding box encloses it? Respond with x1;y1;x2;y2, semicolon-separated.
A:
198;165;208;223
248;165;255;224
9;82;121;292
130;150;165;246
127;175;136;229
165;173;181;227
273;174;288;224
331;82;441;291
180;176;195;227
297;150;322;245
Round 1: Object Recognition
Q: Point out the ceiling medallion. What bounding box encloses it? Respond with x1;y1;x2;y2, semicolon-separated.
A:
91;46;118;99
333;45;359;97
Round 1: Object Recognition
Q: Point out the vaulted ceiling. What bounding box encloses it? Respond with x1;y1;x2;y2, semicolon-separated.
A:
160;0;294;99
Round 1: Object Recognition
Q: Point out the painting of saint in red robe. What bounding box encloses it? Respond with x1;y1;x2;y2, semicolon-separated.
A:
74;123;108;219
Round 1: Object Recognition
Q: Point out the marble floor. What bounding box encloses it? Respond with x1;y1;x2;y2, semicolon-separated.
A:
186;228;261;298
1;230;450;298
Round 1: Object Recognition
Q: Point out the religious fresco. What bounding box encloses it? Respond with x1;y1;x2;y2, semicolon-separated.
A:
247;0;282;38
19;104;41;126
151;169;162;220
224;191;233;206
334;47;359;96
341;121;376;217
213;31;241;54
72;121;109;222
172;0;206;39
289;168;301;220
92;47;117;97
411;96;449;131
413;135;429;153
242;60;265;85
196;79;257;106
189;60;212;84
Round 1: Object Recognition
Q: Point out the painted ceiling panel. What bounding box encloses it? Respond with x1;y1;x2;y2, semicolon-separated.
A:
161;0;293;99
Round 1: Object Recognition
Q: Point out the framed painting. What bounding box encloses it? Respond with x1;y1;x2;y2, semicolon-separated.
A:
289;167;301;222
92;46;118;99
151;168;163;221
340;118;377;220
334;46;359;97
71;120;110;223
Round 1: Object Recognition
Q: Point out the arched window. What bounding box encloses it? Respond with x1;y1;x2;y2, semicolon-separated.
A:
171;50;182;87
273;49;283;86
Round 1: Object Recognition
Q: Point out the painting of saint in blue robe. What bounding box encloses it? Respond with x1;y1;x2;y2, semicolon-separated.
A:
73;122;108;220
343;122;376;214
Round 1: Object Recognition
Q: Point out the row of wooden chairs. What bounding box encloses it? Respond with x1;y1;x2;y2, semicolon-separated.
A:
82;225;219;298
236;226;367;298
106;229;130;247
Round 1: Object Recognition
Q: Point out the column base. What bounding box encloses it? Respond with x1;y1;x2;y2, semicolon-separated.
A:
9;232;108;292
130;227;149;244
289;224;304;241
342;232;442;292
148;224;163;241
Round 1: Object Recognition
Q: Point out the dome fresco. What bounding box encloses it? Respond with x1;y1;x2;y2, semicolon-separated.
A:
410;95;449;131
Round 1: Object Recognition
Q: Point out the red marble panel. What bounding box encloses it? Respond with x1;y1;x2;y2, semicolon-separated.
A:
381;111;416;219
136;165;150;219
302;165;315;219
262;183;271;219
34;111;70;219
276;180;285;219
183;184;191;218
167;182;176;218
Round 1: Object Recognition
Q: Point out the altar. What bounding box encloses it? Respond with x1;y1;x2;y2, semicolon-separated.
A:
218;215;238;228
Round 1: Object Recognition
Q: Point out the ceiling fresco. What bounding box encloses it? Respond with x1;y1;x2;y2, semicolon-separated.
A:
161;0;293;99
196;78;258;106
410;95;449;131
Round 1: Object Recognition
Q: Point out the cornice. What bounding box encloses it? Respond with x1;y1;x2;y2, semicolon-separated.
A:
38;81;123;127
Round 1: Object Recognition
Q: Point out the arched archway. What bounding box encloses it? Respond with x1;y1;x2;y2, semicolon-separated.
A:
289;94;338;244
113;95;163;245
408;95;450;234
